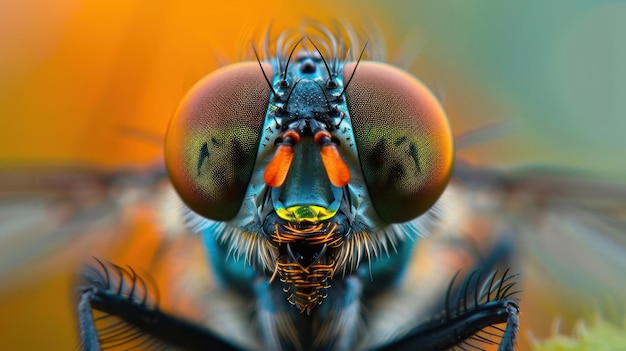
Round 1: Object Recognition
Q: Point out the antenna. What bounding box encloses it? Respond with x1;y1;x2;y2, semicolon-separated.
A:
252;43;278;97
283;79;302;112
339;40;368;97
283;37;304;83
314;81;333;112
306;37;333;82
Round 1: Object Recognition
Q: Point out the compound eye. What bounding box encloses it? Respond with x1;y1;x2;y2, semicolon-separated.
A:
343;61;453;223
165;62;272;221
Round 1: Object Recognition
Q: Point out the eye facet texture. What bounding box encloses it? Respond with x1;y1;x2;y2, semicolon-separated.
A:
165;62;271;221
344;61;453;223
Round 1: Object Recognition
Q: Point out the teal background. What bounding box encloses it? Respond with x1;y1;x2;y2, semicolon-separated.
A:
354;0;626;179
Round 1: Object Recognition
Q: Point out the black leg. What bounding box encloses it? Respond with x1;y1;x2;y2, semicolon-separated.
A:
373;269;521;351
77;259;242;351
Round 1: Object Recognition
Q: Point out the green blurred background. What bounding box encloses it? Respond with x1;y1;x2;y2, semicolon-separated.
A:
375;0;626;177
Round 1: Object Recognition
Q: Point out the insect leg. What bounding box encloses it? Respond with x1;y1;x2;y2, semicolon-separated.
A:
78;289;101;351
77;259;242;351
372;269;520;351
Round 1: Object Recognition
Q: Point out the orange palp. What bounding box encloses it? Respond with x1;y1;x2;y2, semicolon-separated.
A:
264;145;295;187
319;144;351;187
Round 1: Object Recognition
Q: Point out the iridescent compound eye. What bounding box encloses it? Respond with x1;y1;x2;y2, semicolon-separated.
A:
343;61;454;223
165;62;271;221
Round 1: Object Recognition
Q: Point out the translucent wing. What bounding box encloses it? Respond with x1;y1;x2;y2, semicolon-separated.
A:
452;160;626;350
0;167;197;350
0;166;180;277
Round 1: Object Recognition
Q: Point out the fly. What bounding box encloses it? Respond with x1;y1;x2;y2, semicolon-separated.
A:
77;23;520;351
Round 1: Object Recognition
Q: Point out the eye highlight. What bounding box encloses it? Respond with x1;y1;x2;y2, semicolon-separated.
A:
343;61;454;223
165;62;272;221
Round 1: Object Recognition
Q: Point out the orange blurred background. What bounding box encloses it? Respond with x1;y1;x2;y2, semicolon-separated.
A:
0;2;389;350
1;1;335;169
0;0;534;171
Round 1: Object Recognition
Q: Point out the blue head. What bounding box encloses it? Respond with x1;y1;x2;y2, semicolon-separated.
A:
165;27;454;313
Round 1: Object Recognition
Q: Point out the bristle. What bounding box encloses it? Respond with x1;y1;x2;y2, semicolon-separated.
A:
79;259;165;351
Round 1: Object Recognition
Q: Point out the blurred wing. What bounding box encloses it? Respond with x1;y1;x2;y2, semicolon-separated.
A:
2;163;624;351
0;166;189;284
453;160;626;347
0;167;199;350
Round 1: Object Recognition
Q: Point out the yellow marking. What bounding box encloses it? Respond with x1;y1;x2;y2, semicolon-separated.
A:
275;205;337;222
